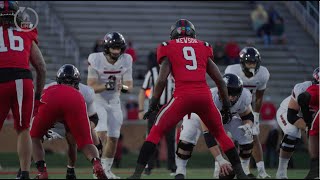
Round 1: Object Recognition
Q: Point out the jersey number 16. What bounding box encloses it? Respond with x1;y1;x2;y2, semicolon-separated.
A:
0;27;24;52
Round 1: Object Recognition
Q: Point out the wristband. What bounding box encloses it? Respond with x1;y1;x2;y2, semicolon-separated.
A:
253;112;260;122
215;154;226;163
139;109;144;112
121;85;129;93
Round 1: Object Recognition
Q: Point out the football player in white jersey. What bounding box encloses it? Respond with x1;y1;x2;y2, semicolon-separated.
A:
275;67;319;179
224;47;270;178
87;32;133;179
175;73;254;179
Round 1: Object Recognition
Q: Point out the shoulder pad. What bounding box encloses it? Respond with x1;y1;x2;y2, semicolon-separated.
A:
204;42;211;47
161;42;169;46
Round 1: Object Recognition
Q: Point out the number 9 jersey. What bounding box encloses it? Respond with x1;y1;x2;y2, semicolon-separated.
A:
0;27;38;69
156;37;214;96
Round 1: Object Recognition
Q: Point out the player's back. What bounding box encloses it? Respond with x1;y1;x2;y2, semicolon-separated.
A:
0;26;38;69
157;37;213;96
42;84;85;109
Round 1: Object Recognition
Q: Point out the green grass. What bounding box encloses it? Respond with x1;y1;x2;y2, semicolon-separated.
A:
0;168;309;179
0;151;310;179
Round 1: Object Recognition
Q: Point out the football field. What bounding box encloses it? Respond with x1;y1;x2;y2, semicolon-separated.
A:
0;167;309;179
0;151;310;179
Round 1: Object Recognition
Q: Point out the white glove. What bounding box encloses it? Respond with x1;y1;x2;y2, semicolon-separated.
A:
238;123;253;140
43;130;64;141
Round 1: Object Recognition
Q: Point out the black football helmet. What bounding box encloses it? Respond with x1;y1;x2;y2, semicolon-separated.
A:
56;64;81;89
239;47;261;77
312;67;319;84
103;32;127;60
0;1;20;26
170;19;196;40
223;73;243;106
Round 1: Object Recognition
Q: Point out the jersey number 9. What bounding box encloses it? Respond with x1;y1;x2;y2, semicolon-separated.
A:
183;46;197;70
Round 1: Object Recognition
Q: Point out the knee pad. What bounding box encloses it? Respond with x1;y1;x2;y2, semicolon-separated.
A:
280;134;299;152
239;143;253;159
176;140;194;160
203;131;218;148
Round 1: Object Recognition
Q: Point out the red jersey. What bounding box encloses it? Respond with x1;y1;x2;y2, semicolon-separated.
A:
157;37;214;96
306;84;319;111
0;26;38;69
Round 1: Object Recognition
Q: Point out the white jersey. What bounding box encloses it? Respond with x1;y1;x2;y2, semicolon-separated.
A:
278;81;312;117
225;64;270;93
45;82;96;116
291;81;312;102
87;52;133;100
211;87;252;116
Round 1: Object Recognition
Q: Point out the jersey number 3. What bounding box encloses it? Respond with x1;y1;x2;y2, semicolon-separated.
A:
183;47;197;70
0;27;24;52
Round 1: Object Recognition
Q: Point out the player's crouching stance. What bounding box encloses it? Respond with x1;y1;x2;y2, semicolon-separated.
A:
29;65;107;179
175;74;254;179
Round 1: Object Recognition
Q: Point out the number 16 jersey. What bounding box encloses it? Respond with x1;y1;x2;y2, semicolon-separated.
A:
156;37;214;96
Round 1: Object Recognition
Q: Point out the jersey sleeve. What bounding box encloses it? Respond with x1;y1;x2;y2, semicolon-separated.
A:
224;65;232;74
123;54;133;81
156;42;168;64
142;71;152;90
87;53;99;79
291;82;310;102
239;88;253;114
27;28;38;45
85;87;97;116
204;42;214;60
257;67;270;90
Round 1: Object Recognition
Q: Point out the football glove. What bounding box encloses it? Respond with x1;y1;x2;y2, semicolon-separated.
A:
143;97;160;120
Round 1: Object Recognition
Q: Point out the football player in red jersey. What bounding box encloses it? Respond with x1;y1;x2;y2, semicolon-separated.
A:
30;66;107;179
0;1;46;179
128;19;248;179
297;70;319;179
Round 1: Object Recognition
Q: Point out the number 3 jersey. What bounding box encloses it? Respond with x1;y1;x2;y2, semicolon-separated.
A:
87;52;133;100
156;37;214;97
0;27;38;69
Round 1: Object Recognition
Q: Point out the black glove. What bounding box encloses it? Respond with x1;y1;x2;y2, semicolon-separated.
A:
143;97;160;120
221;104;232;124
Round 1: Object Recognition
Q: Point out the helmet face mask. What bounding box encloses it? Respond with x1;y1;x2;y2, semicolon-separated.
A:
222;73;243;106
170;19;196;40
103;32;126;61
56;64;81;90
239;47;261;77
